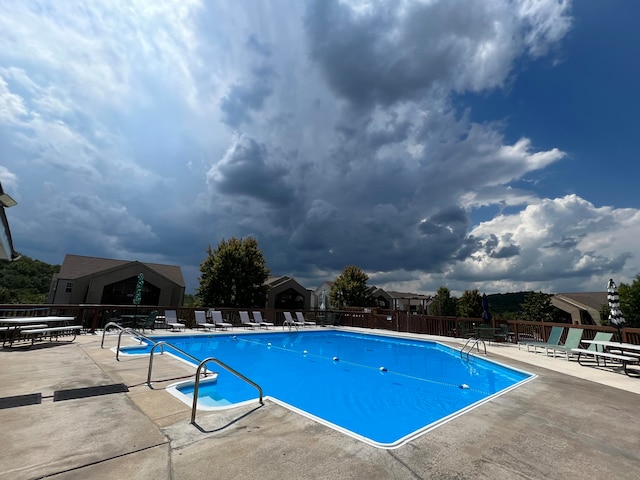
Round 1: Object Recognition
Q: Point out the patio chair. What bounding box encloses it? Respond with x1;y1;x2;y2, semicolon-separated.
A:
164;310;185;331
194;310;215;330
295;311;316;326
519;326;564;353
253;311;274;329
586;331;614;353
211;310;232;330
570;331;614;363
545;328;584;360
495;324;510;342
283;311;304;328
140;310;158;333
476;326;497;343
457;322;475;339
240;311;260;329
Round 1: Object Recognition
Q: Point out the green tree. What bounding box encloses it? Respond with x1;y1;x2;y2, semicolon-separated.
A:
330;265;375;308
517;291;554;322
599;303;610;324
0;255;60;304
196;237;270;308
619;275;640;327
182;293;198;307
432;286;458;316
457;289;482;318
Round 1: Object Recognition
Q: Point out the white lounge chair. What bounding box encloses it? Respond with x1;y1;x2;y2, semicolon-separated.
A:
283;311;304;328
240;311;260;329
164;310;185;331
210;310;232;330
253;311;274;329
194;310;215;330
295;311;316;326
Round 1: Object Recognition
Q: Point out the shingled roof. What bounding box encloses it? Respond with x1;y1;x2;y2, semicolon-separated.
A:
58;254;185;287
553;292;607;311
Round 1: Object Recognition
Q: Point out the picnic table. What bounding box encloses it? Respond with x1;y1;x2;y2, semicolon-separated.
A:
1;316;79;347
573;340;640;376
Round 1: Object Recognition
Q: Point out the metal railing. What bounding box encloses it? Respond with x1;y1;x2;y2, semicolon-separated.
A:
146;341;215;385
460;337;486;359
101;321;155;358
102;323;263;423
191;356;263;425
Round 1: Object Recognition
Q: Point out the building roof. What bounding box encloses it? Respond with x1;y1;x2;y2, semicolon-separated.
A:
385;290;431;300
57;254;185;287
553;292;607;311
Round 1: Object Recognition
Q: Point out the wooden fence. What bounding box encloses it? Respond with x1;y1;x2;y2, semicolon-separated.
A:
2;304;639;345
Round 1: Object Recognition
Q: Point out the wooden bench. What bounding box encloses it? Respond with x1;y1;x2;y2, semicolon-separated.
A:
572;348;640;376
21;326;83;346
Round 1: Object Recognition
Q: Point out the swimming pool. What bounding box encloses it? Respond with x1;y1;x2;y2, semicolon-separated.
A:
124;330;534;448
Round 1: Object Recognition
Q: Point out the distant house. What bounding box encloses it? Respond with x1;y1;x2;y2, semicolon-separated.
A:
47;254;185;306
370;287;393;309
385;291;432;313
265;275;311;311
551;292;607;325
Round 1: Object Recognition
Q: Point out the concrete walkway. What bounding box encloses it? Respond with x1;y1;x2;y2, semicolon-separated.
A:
1;328;639;479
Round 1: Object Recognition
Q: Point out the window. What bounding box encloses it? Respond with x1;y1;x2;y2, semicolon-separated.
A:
65;282;73;293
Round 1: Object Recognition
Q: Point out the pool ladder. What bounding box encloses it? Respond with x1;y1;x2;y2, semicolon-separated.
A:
460;337;486;359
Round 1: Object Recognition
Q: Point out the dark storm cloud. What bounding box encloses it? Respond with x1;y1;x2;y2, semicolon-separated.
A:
544;235;583;250
482;233;520;259
208;135;293;207
304;0;510;108
220;35;276;127
454;236;482;261
490;244;520;259
220;78;273;127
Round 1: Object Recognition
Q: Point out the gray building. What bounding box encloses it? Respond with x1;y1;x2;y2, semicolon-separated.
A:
48;254;185;306
551;292;607;325
265;275;311;311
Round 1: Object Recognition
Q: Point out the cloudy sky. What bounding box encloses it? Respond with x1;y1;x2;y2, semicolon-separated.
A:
1;0;639;296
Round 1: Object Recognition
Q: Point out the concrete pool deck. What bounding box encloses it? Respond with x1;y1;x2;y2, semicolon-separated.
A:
1;327;639;479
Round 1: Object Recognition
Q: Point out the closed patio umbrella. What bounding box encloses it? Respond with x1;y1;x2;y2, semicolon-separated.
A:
133;273;144;305
482;293;492;325
607;279;626;342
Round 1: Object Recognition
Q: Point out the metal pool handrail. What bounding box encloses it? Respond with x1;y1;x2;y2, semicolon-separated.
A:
101;322;152;348
101;321;130;348
101;322;158;361
191;356;264;425
102;324;263;422
146;341;211;385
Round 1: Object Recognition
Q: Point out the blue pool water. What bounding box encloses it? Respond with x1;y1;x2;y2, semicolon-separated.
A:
124;330;533;447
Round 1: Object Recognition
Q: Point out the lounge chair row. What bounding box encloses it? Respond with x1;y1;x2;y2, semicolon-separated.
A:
155;309;319;331
519;327;611;360
190;310;317;330
518;326;640;374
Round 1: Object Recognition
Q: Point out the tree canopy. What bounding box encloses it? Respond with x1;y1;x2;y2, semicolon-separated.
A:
619;275;640;327
330;265;375;308
432;286;458;316
195;237;270;308
516;291;566;322
457;289;483;318
0;255;59;304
